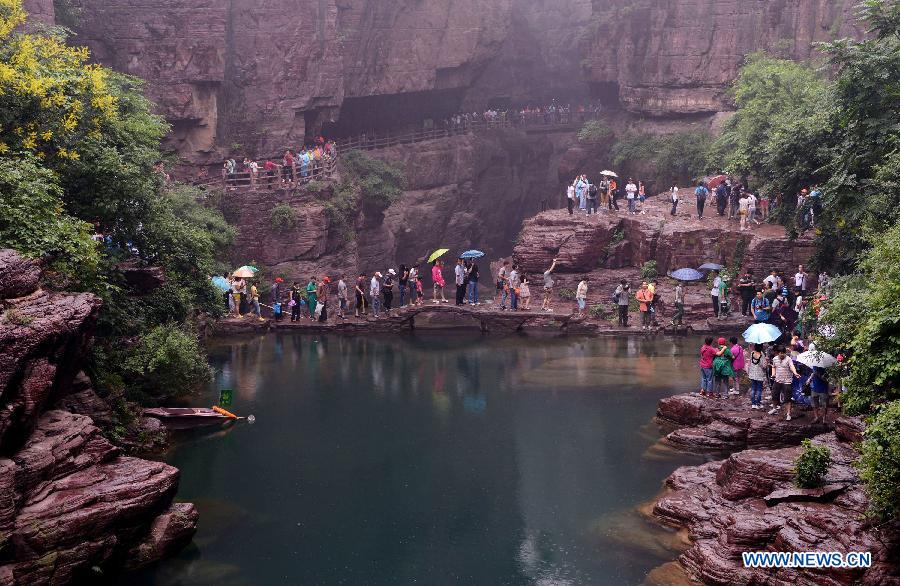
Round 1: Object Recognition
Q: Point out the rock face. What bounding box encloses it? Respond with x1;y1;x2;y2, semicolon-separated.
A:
512;205;815;324
24;0;862;159
0;250;196;584
221;131;568;281
652;433;900;585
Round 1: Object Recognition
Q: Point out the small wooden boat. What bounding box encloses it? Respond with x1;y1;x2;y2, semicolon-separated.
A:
143;407;238;428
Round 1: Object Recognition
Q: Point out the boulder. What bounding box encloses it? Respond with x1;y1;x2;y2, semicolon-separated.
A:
0;250;40;299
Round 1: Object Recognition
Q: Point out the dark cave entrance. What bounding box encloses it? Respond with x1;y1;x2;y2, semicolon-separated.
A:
323;88;467;138
589;81;621;110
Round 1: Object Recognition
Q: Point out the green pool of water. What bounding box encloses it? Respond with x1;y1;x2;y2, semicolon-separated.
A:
129;333;709;585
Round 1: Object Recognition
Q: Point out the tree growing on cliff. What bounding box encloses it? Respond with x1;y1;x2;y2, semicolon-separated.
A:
0;1;232;400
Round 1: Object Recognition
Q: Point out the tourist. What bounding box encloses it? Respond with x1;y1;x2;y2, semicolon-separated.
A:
738;192;749;231
710;270;721;318
747;344;768;409
541;258;558;312
467;259;480;305
729;185;741;220
608;179;619;211
566;181;576;215
383;269;395;312
271;276;283;306
415;275;424;305
575;175;588;212
408;265;418;305
575;278;588;317
729;336;745;395
807;366;830;424
355;273;367;318
455;258;466;305
718;274;729;319
614;280;630;326
497;260;511;308
712;337;734;399
509;264;521;310
599;177;610;210
519;277;531;310
738;271;755;316
715;182;728;216
763;270;779;291
224;158;236;188
432;260;447;303
264;159;276;188
670;183;679;216
636;282;653;330
698;337;717;397
231;277;245;317
695;182;709;219
370;272;382;317
397;264;408;307
648;280;660;325
794;265;809;297
250;281;262;320
306;277;318;319
299;149;311;178
672;282;684;326
317;277;330;322
638;181;646;214
769;345;800;419
337;275;348;319
282;150;294;183
587;180;599;215
747;192;758;226
760;191;770;220
224;273;234;313
289;282;302;321
625;178;638;214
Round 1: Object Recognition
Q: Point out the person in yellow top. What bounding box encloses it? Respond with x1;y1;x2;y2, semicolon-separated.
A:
636;282;654;330
249;283;263;320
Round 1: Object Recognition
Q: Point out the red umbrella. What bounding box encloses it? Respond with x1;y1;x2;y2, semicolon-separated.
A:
706;175;728;189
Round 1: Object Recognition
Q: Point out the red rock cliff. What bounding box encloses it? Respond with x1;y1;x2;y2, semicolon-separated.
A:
0;250;197;585
23;0;862;160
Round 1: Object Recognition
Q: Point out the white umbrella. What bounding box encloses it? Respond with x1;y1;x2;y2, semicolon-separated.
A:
797;350;837;368
600;170;618;177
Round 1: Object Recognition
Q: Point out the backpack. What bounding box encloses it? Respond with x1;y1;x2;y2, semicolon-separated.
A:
695;186;707;201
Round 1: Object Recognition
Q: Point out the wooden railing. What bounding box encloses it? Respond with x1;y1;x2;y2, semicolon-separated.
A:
194;157;338;191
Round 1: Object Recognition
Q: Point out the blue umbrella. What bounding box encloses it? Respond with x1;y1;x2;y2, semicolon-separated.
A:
460;249;485;259
742;323;782;344
698;262;725;271
211;276;230;292
669;268;704;281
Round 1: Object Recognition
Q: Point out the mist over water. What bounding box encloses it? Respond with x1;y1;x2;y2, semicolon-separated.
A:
130;333;708;585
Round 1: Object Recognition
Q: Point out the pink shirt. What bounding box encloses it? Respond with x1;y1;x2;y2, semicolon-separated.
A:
731;344;745;370
432;265;445;287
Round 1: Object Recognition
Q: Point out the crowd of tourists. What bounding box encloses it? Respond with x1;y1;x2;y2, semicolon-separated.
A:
690;178;821;232
564;174;650;215
217;139;338;189
441;101;602;133
696;334;837;424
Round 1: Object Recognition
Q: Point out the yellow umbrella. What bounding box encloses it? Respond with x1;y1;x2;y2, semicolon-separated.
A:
427;248;450;263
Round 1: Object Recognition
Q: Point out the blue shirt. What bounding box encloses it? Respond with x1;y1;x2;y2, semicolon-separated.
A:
752;297;770;321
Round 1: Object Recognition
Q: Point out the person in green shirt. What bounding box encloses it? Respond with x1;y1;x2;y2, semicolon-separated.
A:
712;337;734;399
306;278;318;319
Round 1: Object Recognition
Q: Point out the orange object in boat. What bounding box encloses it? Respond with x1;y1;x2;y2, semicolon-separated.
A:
212;405;238;419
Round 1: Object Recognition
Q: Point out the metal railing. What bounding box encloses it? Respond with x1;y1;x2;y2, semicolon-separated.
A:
195;157;337;191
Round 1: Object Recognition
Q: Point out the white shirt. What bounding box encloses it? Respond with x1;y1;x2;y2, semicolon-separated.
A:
566;185;575;200
739;197;749;212
763;274;778;289
795;272;807;289
455;264;465;285
370;277;380;297
711;276;721;296
626;182;637;199
671;187;679;201
747;194;757;208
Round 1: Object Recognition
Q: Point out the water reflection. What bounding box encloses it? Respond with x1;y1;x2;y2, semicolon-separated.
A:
133;333;706;586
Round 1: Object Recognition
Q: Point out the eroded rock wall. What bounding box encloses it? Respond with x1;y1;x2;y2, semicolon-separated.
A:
38;0;861;161
0;250;197;585
221;130;568;281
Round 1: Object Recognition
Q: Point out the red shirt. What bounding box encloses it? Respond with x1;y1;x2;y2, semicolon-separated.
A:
699;344;717;369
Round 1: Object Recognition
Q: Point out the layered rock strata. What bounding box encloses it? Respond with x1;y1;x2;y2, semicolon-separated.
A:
652;432;899;585
22;0;863;159
0;250;196;584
